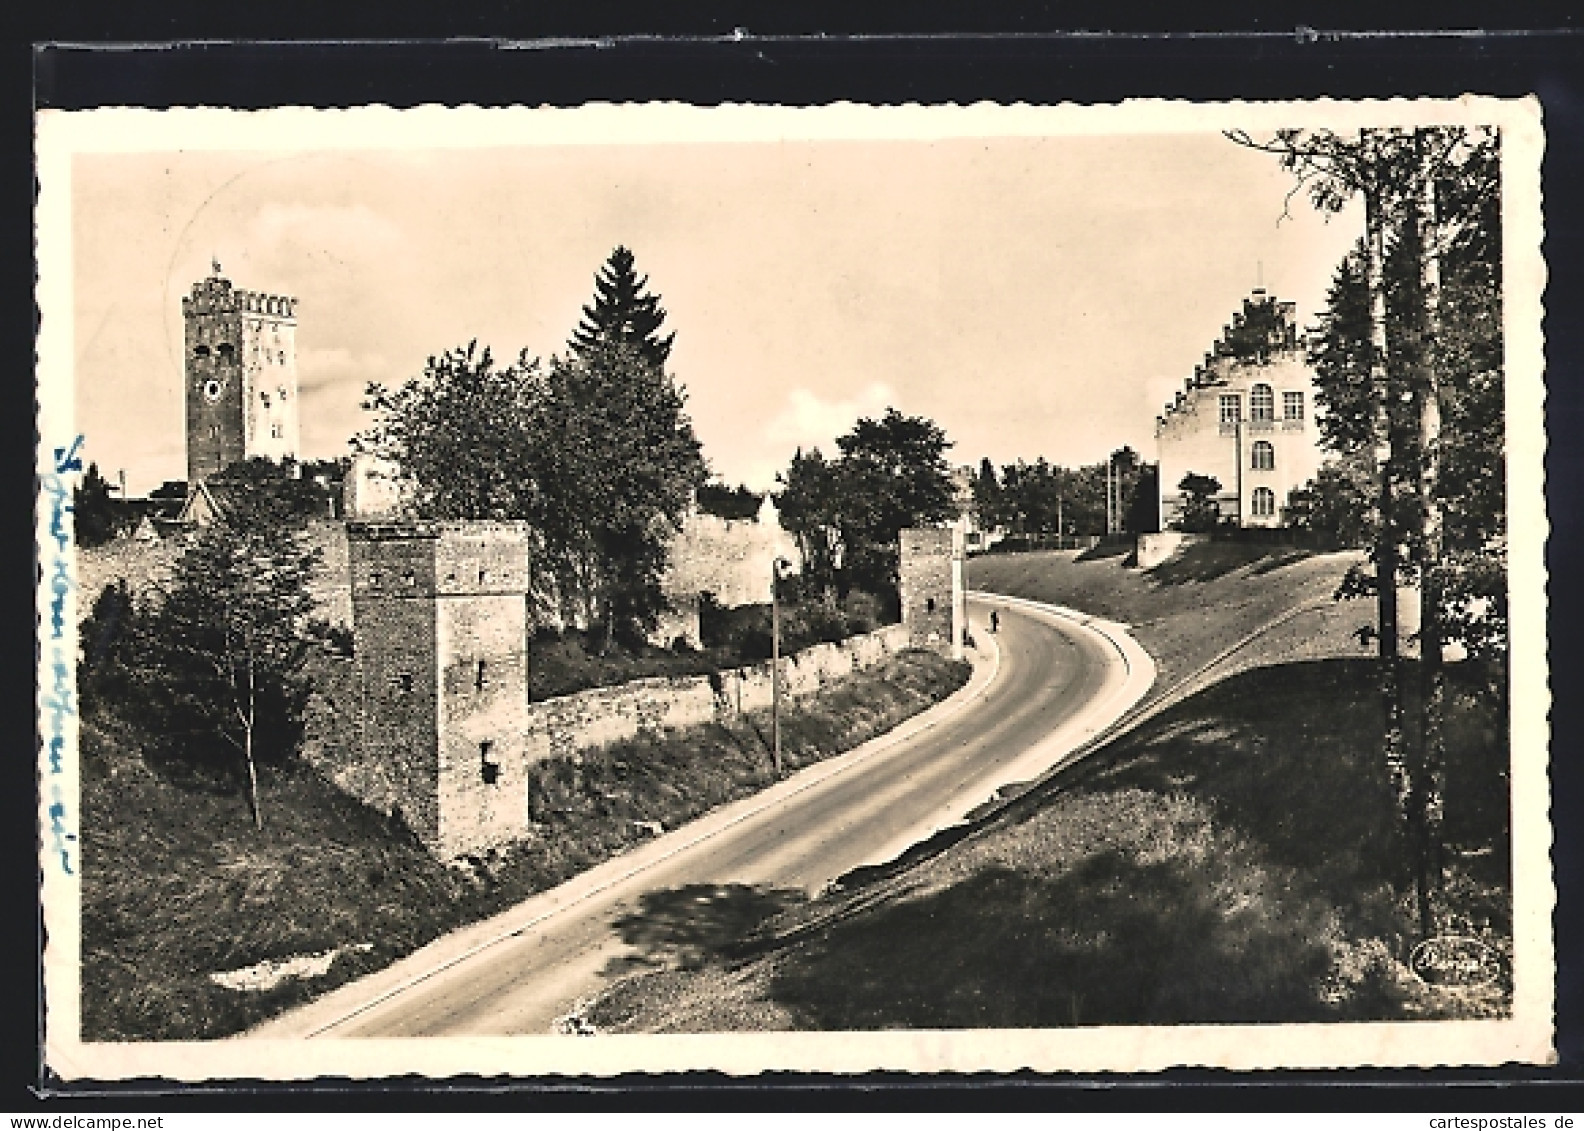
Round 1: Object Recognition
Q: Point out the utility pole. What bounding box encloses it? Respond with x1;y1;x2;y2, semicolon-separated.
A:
770;556;790;776
1105;456;1113;535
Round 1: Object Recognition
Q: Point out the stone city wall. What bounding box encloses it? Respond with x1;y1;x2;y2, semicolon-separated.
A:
521;621;911;767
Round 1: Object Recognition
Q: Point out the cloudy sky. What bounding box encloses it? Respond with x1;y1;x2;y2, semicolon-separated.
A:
65;110;1364;495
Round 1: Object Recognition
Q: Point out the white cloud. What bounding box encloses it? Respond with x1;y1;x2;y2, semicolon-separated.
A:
764;381;896;452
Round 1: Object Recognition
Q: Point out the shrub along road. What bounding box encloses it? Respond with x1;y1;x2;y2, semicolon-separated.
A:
246;597;1151;1041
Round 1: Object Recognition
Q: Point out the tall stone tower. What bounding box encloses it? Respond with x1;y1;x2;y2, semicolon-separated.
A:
346;521;531;859
899;526;965;660
183;262;301;483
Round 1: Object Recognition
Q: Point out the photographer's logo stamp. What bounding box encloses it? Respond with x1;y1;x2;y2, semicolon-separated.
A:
1409;936;1503;989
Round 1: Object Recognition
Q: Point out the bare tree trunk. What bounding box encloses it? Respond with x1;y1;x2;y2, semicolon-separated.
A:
1413;131;1448;929
1363;132;1411;846
244;659;263;831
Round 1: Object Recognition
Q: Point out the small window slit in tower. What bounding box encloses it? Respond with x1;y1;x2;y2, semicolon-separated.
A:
480;741;500;785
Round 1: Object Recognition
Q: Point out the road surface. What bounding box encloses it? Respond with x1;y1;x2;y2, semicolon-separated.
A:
248;595;1150;1039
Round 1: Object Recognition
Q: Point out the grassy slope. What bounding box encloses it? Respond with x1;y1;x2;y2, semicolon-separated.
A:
970;545;1372;705
81;649;969;1041
580;546;1511;1032
585;659;1511;1033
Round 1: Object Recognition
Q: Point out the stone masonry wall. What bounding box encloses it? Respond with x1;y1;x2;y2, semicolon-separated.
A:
343;521;531;857
437;592;530;857
899;527;962;655
347;533;441;847
520;622;911;768
653;499;802;648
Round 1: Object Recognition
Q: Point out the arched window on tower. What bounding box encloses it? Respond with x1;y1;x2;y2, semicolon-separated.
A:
1250;383;1275;421
1251;487;1276;517
1251;441;1275;471
216;342;236;362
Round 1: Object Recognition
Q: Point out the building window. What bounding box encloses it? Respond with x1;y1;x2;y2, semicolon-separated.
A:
925;597;937;614
1251;487;1276;517
1283;391;1305;420
1251;441;1275;471
396;672;414;694
216;342;235;361
1250;383;1275;421
480;741;500;785
193;344;211;358
270;423;282;439
1219;394;1242;424
475;660;487;691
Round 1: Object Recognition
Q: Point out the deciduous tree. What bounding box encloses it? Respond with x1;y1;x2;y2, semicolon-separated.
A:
359;340;540;521
531;340;706;649
126;499;320;828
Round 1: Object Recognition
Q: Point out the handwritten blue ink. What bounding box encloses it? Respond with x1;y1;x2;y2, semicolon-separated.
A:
42;435;84;878
48;790;74;876
53;435;83;474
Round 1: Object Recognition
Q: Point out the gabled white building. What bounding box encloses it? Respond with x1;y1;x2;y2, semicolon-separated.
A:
1154;290;1325;529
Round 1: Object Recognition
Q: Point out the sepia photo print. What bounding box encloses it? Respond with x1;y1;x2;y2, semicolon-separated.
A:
35;96;1552;1080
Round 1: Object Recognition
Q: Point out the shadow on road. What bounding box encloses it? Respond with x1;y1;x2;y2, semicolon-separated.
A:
606;882;808;976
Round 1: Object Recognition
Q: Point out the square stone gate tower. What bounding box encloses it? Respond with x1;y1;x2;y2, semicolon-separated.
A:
899;525;965;660
347;520;530;858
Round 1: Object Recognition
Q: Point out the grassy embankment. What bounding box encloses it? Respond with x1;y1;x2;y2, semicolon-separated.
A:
83;648;967;1041
579;544;1512;1031
79;530;968;1042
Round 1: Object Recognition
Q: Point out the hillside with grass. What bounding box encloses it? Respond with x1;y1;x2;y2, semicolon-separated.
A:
575;545;1512;1032
971;543;1376;712
81;648;969;1041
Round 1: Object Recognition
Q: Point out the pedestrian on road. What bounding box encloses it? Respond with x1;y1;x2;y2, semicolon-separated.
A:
989;609;999;634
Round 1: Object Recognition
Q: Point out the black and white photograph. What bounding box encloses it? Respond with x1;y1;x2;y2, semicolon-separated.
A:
35;96;1551;1080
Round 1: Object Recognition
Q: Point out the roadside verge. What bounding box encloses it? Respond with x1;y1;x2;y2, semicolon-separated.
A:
245;637;1000;1040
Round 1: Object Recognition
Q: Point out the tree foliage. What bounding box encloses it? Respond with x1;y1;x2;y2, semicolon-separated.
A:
978;448;1153;537
74;462;122;548
360;341;539;521
1172;472;1224;534
213;457;337;521
696;481;763;521
531;340;707;646
1283;455;1376;549
1300;135;1505;658
569;246;676;368
82;495;321;827
1232;124;1504;937
776;409;955;598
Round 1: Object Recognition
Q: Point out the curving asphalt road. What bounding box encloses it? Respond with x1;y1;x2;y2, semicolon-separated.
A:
247;595;1149;1039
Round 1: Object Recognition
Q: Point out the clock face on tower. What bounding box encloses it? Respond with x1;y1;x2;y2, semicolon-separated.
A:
202;378;224;403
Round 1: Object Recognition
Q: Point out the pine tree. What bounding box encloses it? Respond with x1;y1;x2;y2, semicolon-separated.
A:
569;246;676;368
74;463;121;548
